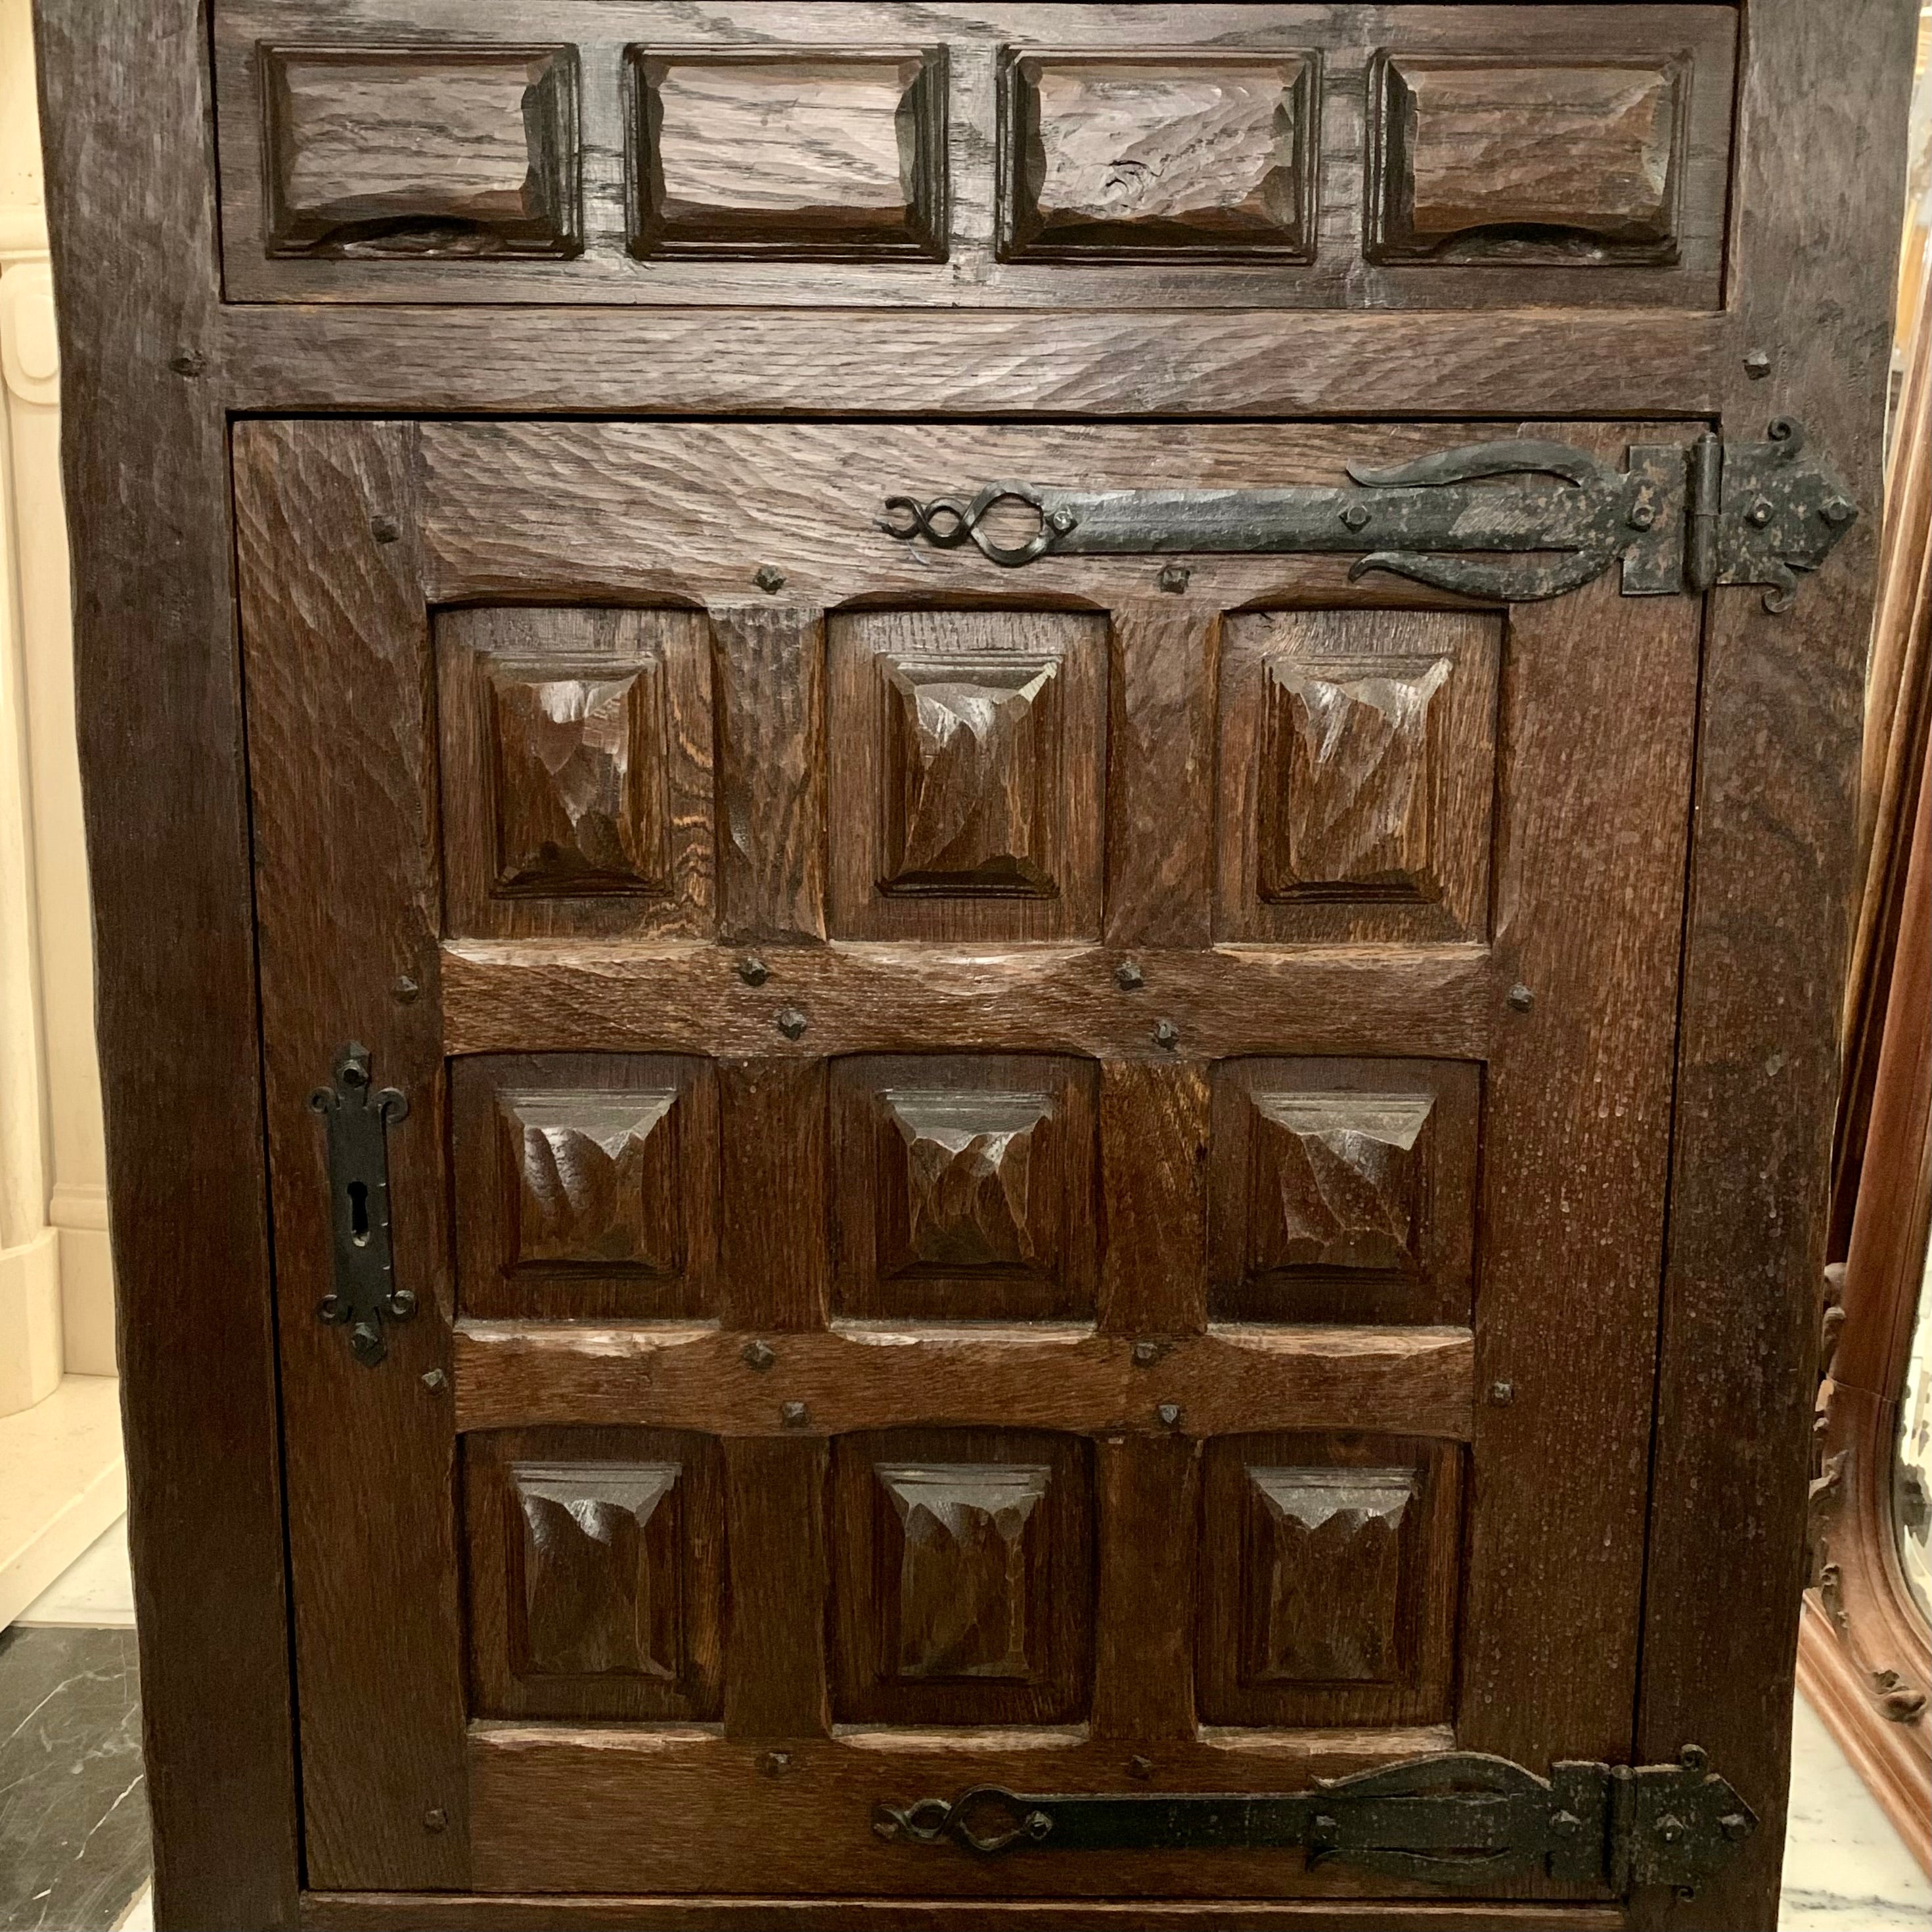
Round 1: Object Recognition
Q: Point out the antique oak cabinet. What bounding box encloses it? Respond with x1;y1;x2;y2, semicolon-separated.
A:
32;3;1912;1928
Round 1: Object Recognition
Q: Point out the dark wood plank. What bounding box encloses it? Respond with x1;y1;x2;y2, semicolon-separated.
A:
719;1058;830;1332
441;940;1494;1064
1096;1060;1211;1337
302;1889;1619;1930
711;603;827;943
452;1321;1476;1443
1458;432;1701;1772
1091;1434;1198;1745
1632;6;1917;1927
723;1437;832;1740
234;420;470;1889
32;4;300;1925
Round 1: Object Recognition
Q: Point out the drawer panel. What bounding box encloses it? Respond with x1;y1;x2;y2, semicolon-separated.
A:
215;2;1736;308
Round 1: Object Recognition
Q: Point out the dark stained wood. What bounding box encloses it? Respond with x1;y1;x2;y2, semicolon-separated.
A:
440;940;1496;1064
1632;6;1916;1927
212;3;1735;313
451;1320;1476;1443
711;604;827;944
1095;1060;1211;1338
723;1436;833;1740
717;1058;831;1332
234;420;470;1890
33;3;302;1926
1092;1433;1198;1745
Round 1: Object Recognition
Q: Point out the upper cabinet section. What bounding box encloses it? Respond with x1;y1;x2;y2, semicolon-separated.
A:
213;3;1737;309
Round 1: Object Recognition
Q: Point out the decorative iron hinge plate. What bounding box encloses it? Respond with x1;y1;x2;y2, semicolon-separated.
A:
308;1043;414;1366
882;420;1856;612
873;1746;1756;1898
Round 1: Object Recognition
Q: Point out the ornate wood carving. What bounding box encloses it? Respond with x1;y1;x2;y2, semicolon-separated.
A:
510;1460;686;1678
879;1089;1056;1274
1218;610;1498;945
883;656;1060;897
1261;654;1450;903
501;1089;681;1272
876;1462;1051;1679
831;1429;1091;1726
628;48;946;259
828;610;1106;942
1246;1090;1435;1276
1000;50;1316;261
260;44;581;258
485;659;669;897
1240;1465;1417;1684
832;1055;1097;1322
1369;55;1684;265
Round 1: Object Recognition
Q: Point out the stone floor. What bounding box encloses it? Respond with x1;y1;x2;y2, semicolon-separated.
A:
3;1517;1927;1929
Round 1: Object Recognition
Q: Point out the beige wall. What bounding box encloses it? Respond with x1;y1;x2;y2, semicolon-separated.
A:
0;0;114;1411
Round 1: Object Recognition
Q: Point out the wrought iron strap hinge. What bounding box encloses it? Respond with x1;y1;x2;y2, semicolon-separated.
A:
881;419;1857;612
309;1043;415;1366
872;1747;1757;1898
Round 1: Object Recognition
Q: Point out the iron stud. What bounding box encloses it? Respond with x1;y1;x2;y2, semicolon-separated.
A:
1115;960;1145;991
421;1368;447;1391
1153;1018;1180;1051
776;1006;808;1041
1743;349;1773;379
753;564;787;593
1507;983;1535;1012
742;1339;776;1372
371;514;401;545
781;1399;809;1427
1490;1380;1516;1406
738;955;770;986
1128;1755;1154;1780
1340;503;1372;531
1047;508;1077;534
1132;1341;1160;1368
1746;499;1774;528
168;348;206;377
1157;1401;1182;1428
393;974;420;1002
1157;564;1191;593
424;1808;448;1833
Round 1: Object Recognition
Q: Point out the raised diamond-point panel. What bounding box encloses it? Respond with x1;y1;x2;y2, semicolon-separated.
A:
1248;1090;1435;1275
1263;654;1450;902
882;1089;1056;1273
884;656;1061;897
1001;50;1317;261
878;1462;1051;1679
501;1089;681;1272
487;660;670;897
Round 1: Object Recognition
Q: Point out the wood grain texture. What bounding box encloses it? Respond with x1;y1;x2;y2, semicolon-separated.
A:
1000;51;1316;261
723;1435;833;1740
441;940;1494;1064
298;1900;1622;1932
220;303;1730;418
451;1053;720;1320
1632;8;1914;1927
717;1058;831;1332
34;3;301;1924
466;1427;727;1722
711;603;827;943
438;606;714;941
1368;55;1685;265
260;43;582;258
212;3;1733;311
451;1321;1475;1442
629;47;946;259
1456;433;1701;1780
235;420;470;1890
1096;1059;1210;1338
1092;1433;1198;1743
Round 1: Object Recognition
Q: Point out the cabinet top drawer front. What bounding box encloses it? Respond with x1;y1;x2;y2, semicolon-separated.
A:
214;3;1736;310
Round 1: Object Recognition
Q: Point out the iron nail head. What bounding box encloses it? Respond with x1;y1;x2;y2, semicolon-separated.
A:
1115;960;1146;991
371;514;401;545
1746;499;1774;528
1743;349;1773;378
1490;1380;1515;1406
1047;508;1077;534
776;1006;808;1041
781;1399;809;1428
1629;503;1657;530
759;1751;792;1776
168;348;206;377
421;1368;447;1391
1157;1401;1182;1428
1156;564;1191;593
1341;503;1372;531
393;974;420;1002
1127;1755;1154;1780
738;955;770;986
742;1339;776;1372
424;1808;449;1833
1506;983;1535;1012
1025;1812;1054;1841
753;564;786;593
1822;497;1856;526
1153;1018;1180;1051
1132;1340;1160;1368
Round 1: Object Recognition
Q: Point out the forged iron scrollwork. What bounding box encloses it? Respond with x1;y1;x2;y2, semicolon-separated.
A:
878;424;1858;612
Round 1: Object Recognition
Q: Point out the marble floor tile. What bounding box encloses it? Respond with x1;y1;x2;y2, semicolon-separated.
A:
0;1625;150;1932
14;1519;135;1630
1780;1687;1931;1927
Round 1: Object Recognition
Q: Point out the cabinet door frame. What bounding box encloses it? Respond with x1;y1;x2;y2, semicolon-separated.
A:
33;1;1912;1927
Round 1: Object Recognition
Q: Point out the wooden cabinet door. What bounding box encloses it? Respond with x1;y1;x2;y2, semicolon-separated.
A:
235;416;1699;1906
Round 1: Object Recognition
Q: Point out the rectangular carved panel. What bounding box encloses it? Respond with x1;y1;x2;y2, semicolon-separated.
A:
1000;51;1316;261
1209;1058;1479;1325
453;1054;719;1320
466;1427;725;1722
831;1054;1099;1323
628;48;946;259
829;610;1106;941
831;1428;1091;1725
438;608;713;939
260;44;581;258
1368;54;1685;265
1218;610;1498;944
1198;1433;1460;1728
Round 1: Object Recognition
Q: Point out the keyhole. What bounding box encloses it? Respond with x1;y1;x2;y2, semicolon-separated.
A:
348;1179;371;1247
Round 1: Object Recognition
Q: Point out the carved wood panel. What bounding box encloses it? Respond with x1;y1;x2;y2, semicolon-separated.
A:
1198;1432;1462;1728
830;1054;1100;1323
1209;1057;1481;1325
466;1426;727;1722
827;608;1107;942
452;1054;719;1320
1217;608;1500;944
438;607;713;939
830;1427;1092;1726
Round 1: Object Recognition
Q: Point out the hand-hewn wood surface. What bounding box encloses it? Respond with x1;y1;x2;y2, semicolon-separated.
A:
34;5;300;1927
1630;6;1914;1927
